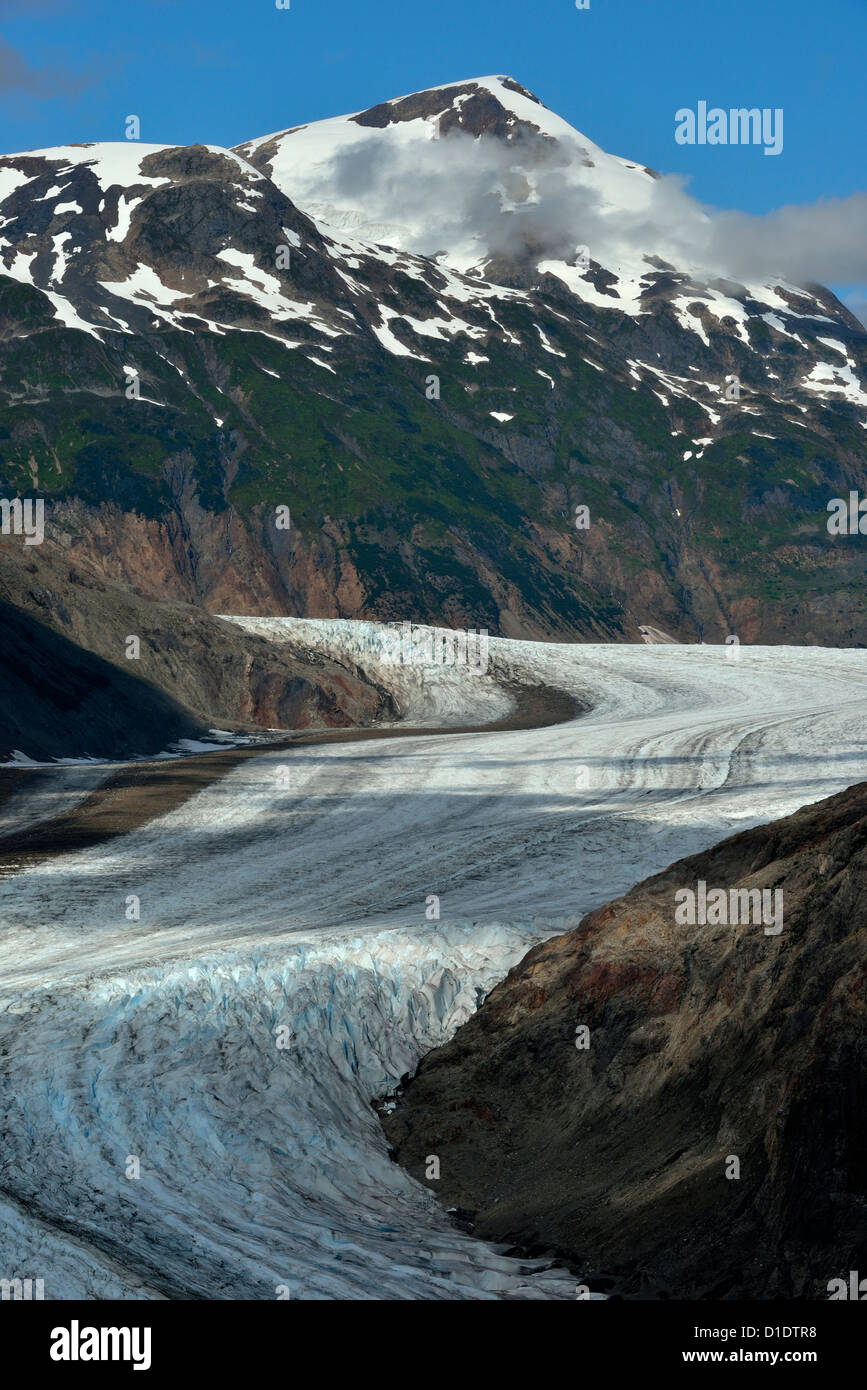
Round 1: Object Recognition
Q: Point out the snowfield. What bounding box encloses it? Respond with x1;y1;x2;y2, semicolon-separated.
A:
1;624;866;1299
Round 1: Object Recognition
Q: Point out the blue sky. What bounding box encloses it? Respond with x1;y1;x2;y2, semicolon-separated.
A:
1;0;865;305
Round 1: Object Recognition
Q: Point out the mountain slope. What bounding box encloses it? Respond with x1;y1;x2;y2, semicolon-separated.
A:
0;77;864;642
0;536;396;759
382;775;867;1299
0;599;206;761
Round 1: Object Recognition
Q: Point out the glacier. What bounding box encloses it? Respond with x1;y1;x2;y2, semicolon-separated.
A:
1;623;866;1298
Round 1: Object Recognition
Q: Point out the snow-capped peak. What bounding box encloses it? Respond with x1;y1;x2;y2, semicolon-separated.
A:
231;74;858;373
232;76;663;282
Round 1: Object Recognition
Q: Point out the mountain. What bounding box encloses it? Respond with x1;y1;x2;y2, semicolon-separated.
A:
381;773;867;1299
0;75;865;649
0;598;205;762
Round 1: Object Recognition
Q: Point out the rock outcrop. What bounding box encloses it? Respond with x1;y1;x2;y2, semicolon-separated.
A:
382;779;867;1298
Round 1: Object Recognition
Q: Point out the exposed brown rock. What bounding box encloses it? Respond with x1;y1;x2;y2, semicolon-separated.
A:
0;536;395;758
382;781;867;1298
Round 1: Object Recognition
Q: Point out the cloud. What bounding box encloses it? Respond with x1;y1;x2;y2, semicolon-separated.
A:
704;197;867;287
327;125;867;298
0;35;95;97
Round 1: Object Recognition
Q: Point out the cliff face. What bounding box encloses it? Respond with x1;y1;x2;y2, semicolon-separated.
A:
382;779;867;1298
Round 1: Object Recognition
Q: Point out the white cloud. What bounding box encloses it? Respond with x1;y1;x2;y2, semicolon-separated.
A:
328;126;867;302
